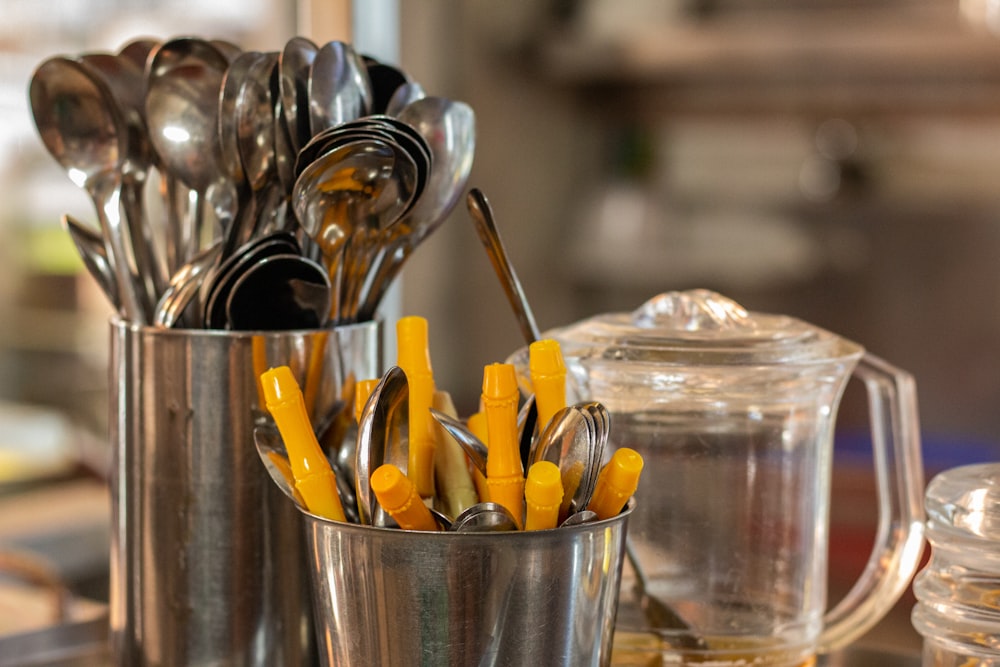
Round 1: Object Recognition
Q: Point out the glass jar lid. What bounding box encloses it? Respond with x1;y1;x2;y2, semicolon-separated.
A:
546;289;862;367
925;462;1000;544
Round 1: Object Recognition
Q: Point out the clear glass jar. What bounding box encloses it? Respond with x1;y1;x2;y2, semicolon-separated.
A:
912;462;1000;666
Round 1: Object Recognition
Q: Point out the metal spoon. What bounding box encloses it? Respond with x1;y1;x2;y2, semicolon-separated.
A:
253;424;305;508
532;404;600;513
279;36;318;154
224;254;331;331
466;188;540;344
145;39;234;262
385;81;426;117
428;407;488;476
308;40;371;136
356;98;476;320
144;37;229;272
450;502;518;532
153;241;223;328
78;51;165;306
62;214;120;312
355;366;409;526
364;59;409;115
117;38;158;74
29;56;145;323
560;510;598;527
236;52;284;237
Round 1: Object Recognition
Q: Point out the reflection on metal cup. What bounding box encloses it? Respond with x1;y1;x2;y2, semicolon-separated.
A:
108;319;381;666
302;502;631;667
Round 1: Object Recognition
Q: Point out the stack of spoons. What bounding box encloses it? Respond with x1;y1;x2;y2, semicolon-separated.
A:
28;35;474;330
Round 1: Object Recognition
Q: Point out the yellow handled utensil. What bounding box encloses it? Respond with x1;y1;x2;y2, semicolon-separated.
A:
482;362;524;528
371;463;440;531
525;460;563;531
587;447;644;520
529;338;567;433
397;316;437;499
261;365;346;522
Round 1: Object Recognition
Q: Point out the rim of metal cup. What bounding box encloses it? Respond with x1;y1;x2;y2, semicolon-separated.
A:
111;315;381;338
298;498;635;536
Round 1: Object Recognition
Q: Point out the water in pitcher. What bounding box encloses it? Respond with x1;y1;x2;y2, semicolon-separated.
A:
612;630;816;666
611;412;829;654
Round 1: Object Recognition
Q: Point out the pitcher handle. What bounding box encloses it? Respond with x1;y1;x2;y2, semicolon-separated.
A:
818;352;926;652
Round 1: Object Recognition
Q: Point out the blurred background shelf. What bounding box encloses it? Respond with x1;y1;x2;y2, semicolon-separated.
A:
536;2;1000;117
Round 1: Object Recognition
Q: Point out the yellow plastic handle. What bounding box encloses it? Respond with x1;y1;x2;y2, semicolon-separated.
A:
261;366;346;522
529;339;567;433
397;316;437;498
371;464;439;531
482;363;524;528
587;447;643;521
525;461;563;531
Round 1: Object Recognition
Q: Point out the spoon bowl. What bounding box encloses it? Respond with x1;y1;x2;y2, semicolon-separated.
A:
450;502;518;532
29;56;145;322
355;366;409;526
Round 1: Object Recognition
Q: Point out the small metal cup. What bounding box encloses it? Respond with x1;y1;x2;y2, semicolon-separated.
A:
303;503;632;667
108;319;381;666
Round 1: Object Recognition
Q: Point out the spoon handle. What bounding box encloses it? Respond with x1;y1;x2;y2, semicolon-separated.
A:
465;188;540;345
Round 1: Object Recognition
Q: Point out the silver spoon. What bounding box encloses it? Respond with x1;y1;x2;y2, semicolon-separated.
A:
356;98;476;320
62;214;120;312
385;81;426;117
145;38;232;264
144;37;229;272
560;510;597;527
428;407;488;476
29;57;145;323
118;38;158;73
254;425;305;508
78;51;165;308
279;36;318;154
355;366;409;526
308;40;372;136
237;52;284;238
450;502;518;532
532;404;600;514
224;253;331;331
466;189;540;344
364;59;408;115
153;242;223;328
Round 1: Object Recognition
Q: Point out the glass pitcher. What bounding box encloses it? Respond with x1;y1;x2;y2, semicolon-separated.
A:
507;290;926;666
